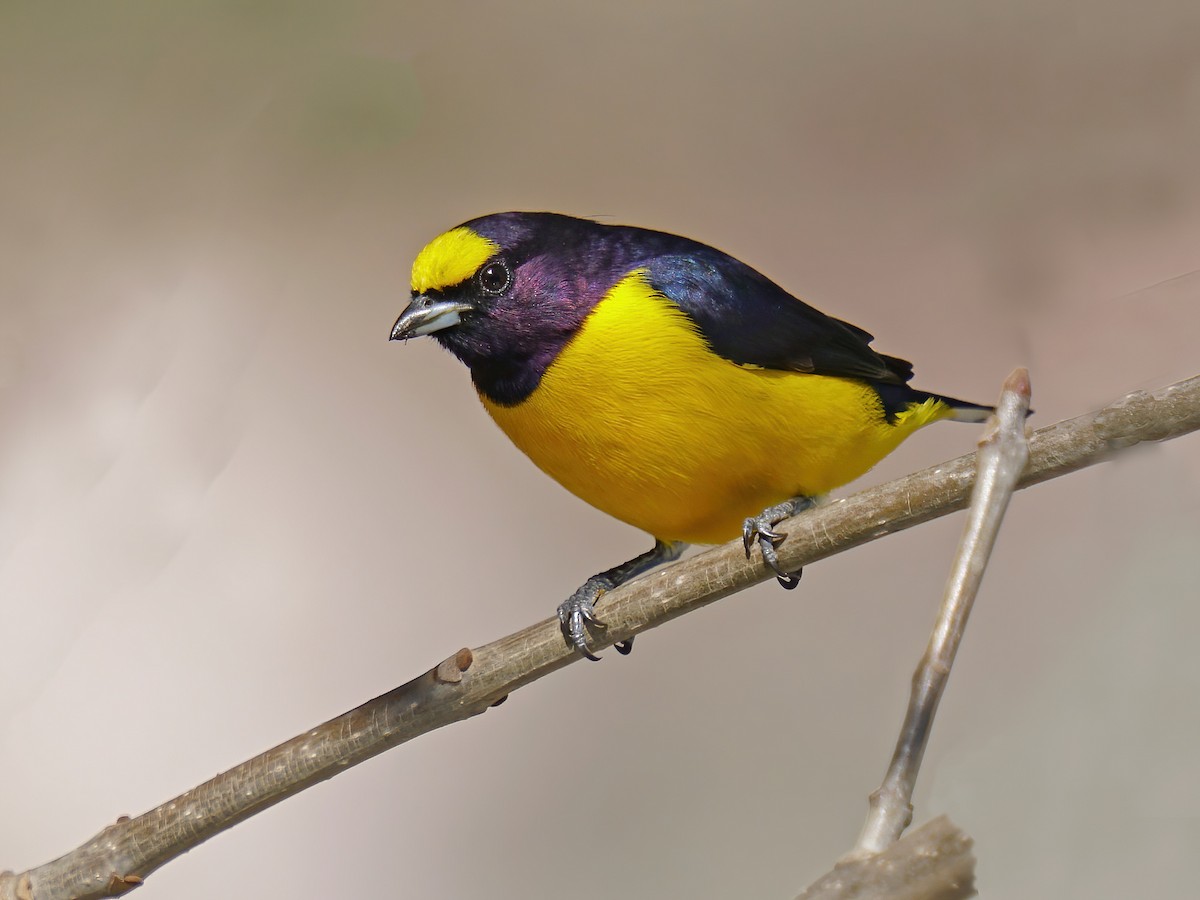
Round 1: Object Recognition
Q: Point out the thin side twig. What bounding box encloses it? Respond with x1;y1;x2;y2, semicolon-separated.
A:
1;374;1198;900
853;368;1031;857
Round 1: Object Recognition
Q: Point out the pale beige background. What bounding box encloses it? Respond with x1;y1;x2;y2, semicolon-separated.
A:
2;2;1199;898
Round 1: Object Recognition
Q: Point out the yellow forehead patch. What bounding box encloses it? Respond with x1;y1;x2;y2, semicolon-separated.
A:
410;226;500;294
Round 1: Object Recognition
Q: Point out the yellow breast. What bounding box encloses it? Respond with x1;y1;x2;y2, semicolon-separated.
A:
481;271;950;544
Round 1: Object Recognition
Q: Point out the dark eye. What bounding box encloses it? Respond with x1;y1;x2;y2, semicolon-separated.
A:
477;259;512;295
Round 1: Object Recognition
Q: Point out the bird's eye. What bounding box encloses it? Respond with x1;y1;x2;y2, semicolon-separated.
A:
477;259;512;295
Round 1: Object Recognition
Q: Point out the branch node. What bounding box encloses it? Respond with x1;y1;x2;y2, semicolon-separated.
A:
434;649;474;684
104;872;143;895
799;816;975;899
1094;390;1159;448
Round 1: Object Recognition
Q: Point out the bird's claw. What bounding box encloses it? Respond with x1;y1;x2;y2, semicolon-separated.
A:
557;581;608;661
556;540;683;659
743;501;808;589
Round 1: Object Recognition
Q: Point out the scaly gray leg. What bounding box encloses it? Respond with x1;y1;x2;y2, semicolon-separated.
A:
558;539;687;660
742;496;816;589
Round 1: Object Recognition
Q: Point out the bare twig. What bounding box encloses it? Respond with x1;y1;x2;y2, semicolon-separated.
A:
798;816;975;900
853;368;1031;857
1;375;1197;900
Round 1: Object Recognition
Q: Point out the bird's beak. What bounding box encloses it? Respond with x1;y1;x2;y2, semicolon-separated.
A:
389;295;474;341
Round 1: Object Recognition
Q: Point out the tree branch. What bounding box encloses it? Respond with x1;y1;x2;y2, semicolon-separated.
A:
797;816;976;900
2;374;1198;899
854;368;1031;856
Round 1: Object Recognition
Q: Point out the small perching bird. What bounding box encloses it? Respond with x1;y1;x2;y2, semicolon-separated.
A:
391;212;991;659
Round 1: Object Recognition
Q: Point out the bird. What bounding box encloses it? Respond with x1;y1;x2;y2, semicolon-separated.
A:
390;212;992;660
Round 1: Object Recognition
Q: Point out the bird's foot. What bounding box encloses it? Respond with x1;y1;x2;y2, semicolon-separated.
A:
557;540;686;660
742;496;815;589
557;576;624;662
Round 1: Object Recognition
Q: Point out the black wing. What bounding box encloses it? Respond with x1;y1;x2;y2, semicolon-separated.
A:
642;250;912;385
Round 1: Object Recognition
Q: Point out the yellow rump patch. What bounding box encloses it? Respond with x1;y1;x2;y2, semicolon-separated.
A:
410;227;499;294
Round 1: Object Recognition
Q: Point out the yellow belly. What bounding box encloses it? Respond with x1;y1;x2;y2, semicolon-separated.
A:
481;271;950;544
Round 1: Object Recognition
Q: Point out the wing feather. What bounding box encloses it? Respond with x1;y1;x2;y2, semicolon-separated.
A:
641;252;910;385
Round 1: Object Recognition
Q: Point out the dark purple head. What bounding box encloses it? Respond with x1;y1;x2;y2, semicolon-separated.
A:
391;212;663;405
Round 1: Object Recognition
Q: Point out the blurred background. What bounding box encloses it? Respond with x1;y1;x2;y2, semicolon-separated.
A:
2;1;1198;897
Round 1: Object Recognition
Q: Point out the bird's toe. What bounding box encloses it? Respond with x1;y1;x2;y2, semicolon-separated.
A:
557;582;608;661
743;497;815;587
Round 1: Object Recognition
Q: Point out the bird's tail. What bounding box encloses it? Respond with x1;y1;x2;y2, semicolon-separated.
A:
874;383;995;424
931;392;994;423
